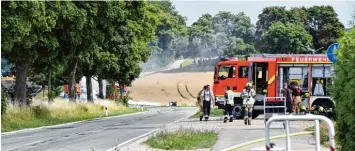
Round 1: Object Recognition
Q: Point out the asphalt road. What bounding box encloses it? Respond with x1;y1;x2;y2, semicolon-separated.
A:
1;107;197;151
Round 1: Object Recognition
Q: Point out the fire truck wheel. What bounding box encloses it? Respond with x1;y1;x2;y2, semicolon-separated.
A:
252;111;260;119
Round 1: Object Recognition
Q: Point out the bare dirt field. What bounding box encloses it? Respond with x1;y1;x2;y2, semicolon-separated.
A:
130;71;214;106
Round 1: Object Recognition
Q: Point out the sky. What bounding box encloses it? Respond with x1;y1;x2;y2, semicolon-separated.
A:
172;0;355;28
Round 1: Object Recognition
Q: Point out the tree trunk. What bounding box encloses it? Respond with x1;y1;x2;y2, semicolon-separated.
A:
68;61;78;102
48;68;53;103
14;61;29;106
86;74;93;103
98;76;104;99
42;84;45;102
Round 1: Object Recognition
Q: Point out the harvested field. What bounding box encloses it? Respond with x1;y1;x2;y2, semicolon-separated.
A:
130;72;214;106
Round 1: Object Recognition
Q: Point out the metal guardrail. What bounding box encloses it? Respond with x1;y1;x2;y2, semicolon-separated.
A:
265;114;336;151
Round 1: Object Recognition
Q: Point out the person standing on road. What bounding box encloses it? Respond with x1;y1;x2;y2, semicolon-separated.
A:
200;85;214;121
281;83;293;114
291;82;302;114
197;85;207;121
223;85;234;123
241;82;256;125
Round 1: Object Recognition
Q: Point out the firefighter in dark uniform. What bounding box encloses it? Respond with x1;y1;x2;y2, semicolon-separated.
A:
223;85;234;123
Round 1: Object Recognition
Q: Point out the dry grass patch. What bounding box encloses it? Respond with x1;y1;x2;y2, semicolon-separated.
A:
1;98;140;132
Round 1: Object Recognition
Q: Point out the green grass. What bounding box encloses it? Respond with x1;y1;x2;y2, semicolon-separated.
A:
179;103;189;107
181;59;194;68
146;128;217;150
306;121;339;149
190;107;224;118
1;99;140;132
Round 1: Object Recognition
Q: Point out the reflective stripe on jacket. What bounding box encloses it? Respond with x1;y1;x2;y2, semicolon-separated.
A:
241;89;256;99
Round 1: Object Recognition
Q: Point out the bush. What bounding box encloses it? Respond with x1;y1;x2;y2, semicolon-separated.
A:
332;28;355;150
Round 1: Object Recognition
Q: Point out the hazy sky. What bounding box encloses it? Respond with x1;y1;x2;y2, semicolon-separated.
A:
172;0;355;28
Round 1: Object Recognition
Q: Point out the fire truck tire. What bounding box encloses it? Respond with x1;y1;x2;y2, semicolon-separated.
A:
252;111;260;119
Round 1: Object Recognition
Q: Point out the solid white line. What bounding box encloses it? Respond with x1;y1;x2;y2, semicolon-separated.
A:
107;111;196;151
1;111;148;136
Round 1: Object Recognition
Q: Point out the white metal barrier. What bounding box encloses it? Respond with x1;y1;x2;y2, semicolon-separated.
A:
263;97;286;128
265;114;336;151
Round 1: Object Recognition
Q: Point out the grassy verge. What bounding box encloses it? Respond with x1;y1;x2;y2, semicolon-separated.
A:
146;128;217;150
305;121;340;149
190;107;224;118
181;59;194;68
1;99;140;132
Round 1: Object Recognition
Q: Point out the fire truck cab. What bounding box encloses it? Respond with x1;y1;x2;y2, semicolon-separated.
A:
213;54;335;119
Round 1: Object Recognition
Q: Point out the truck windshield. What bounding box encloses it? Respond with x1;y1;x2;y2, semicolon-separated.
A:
217;65;235;80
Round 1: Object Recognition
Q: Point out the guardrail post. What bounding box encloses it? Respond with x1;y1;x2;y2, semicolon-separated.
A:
105;105;108;116
265;115;336;151
285;120;291;150
315;120;321;151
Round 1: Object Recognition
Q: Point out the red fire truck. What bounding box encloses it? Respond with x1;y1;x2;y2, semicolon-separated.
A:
213;54;335;119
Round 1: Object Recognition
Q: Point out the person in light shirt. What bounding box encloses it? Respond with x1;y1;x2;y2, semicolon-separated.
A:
313;79;325;96
200;85;215;121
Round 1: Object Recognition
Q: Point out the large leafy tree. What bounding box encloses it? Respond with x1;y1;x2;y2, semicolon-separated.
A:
97;1;160;97
143;1;188;68
187;13;215;57
332;28;355;151
73;1;107;102
305;5;345;50
2;1;59;106
52;2;88;102
348;6;355;27
255;6;289;38
261;22;313;54
211;11;255;57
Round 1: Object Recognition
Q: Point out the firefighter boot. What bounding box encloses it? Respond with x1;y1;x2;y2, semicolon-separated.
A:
229;117;233;122
224;117;228;123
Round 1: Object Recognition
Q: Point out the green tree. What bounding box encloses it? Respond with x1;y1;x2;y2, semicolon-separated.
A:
332;28;355;151
95;1;160;98
187;13;215;57
255;6;290;37
349;6;355;27
145;1;188;67
53;1;87;102
261;22;313;54
1;1;59;106
305;5;345;50
211;11;255;57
